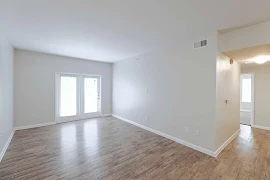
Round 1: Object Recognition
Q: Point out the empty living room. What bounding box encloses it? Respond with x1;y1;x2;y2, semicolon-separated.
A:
1;1;270;180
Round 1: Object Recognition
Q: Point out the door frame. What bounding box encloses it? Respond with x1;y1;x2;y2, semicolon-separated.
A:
55;72;102;123
240;73;255;126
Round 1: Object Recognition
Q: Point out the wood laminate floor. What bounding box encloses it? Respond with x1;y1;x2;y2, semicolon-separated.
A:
0;117;269;180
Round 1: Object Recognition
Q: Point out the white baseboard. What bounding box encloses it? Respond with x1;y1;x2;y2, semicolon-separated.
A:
1;116;113;162
16;116;111;130
214;129;240;157
101;114;112;117
2;115;239;162
56;115;111;124
252;125;270;131
1;123;56;162
15;122;56;131
112;114;217;157
0;129;15;162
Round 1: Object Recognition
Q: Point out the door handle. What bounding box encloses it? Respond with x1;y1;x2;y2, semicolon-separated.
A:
225;99;230;104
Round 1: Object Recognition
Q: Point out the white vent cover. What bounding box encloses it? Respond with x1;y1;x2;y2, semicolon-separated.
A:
194;40;207;49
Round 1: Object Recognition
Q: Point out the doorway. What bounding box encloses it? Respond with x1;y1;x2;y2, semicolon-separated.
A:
55;73;101;123
240;73;254;126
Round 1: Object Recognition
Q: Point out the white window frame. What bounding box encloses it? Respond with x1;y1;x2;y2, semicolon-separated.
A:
55;72;102;123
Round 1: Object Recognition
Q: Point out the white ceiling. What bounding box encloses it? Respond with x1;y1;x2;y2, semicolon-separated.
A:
218;19;270;35
1;0;270;63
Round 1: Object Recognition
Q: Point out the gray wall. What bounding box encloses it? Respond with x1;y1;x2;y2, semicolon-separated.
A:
14;50;112;127
0;36;14;159
113;34;218;151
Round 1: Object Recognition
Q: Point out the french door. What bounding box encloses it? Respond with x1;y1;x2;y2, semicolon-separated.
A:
55;73;101;123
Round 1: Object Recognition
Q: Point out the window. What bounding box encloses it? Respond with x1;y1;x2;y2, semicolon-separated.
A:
241;79;251;102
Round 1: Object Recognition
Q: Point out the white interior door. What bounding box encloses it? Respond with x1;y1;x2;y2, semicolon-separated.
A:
56;73;101;123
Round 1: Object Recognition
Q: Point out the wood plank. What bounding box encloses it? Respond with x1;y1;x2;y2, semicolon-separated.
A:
0;117;269;180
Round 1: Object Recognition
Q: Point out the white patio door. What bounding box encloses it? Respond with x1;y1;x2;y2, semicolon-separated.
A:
56;73;101;123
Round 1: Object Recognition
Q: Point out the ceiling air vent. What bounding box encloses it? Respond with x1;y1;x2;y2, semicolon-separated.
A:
194;40;207;49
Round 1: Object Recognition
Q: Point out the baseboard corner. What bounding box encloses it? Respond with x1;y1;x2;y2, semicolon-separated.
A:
0;129;15;162
214;129;240;157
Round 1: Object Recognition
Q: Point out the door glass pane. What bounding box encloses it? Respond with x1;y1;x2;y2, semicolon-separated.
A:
242;79;251;102
60;76;77;117
84;78;98;113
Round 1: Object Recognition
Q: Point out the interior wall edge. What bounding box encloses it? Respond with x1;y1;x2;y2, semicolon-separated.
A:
214;129;240;157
